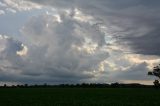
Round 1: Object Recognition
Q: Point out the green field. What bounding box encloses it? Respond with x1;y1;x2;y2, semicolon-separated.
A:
0;88;160;106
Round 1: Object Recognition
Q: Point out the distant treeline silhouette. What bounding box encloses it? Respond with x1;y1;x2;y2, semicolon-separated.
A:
0;83;154;88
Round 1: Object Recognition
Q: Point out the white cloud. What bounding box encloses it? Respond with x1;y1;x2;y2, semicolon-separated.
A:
6;8;16;13
20;10;108;81
3;0;42;11
0;10;5;15
16;44;28;56
0;8;109;84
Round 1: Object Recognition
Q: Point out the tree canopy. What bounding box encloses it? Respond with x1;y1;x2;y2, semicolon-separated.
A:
148;64;160;78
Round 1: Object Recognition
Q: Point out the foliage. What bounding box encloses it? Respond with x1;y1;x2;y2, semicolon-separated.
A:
148;64;160;78
148;64;160;87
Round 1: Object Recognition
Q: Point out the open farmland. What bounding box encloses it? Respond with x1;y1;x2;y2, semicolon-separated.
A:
0;88;160;106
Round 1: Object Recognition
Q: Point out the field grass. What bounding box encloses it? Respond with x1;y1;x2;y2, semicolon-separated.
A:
0;88;160;106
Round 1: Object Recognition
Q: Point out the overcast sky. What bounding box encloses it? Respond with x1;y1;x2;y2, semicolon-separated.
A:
0;0;160;85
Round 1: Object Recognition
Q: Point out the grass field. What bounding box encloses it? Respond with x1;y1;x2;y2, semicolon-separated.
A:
0;88;160;106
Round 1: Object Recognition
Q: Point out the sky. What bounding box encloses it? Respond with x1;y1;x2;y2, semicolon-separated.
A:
0;0;160;85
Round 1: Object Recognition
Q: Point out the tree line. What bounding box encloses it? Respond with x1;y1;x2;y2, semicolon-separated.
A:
0;83;153;88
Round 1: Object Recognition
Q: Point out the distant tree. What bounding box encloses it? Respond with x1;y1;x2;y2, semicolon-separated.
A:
153;80;159;88
111;82;119;88
3;84;7;88
24;84;28;87
148;64;160;87
43;83;47;87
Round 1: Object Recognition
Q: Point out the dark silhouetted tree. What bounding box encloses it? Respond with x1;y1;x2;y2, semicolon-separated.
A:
148;64;160;87
153;80;159;88
3;84;7;88
24;84;28;87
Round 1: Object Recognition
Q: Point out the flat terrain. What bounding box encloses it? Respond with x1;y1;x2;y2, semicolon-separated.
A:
0;88;160;106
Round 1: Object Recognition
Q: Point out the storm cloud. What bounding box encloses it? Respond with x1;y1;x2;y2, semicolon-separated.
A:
0;0;160;85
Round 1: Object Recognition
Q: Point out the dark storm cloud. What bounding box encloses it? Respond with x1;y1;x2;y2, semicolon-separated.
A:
1;0;160;84
27;0;160;56
121;28;160;55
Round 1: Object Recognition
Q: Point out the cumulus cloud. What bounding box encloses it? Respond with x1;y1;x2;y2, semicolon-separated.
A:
0;8;109;84
20;10;108;82
26;0;160;56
